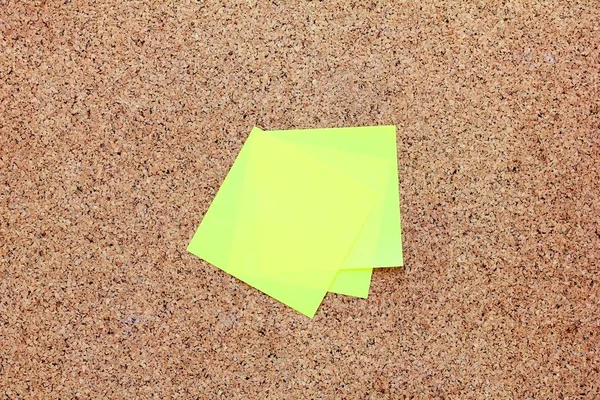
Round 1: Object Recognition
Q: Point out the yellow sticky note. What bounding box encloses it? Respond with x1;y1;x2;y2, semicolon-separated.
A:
188;128;377;317
187;126;403;317
264;126;403;298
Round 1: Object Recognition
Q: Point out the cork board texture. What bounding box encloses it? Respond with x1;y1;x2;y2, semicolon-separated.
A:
1;1;599;398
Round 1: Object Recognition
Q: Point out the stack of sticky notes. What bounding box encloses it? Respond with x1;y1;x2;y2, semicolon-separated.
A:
187;126;403;317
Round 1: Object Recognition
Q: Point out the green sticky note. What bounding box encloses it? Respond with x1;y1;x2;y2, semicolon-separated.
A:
188;128;377;317
264;126;403;298
187;126;403;317
328;268;373;298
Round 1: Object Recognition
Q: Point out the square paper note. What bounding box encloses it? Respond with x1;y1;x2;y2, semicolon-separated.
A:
187;126;403;317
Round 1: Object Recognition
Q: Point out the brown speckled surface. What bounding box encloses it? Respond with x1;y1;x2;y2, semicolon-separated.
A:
1;1;600;398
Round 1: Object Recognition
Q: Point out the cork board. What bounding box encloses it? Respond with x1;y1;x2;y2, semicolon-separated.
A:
1;1;599;398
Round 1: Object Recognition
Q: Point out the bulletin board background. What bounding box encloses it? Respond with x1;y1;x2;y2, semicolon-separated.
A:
1;1;599;398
